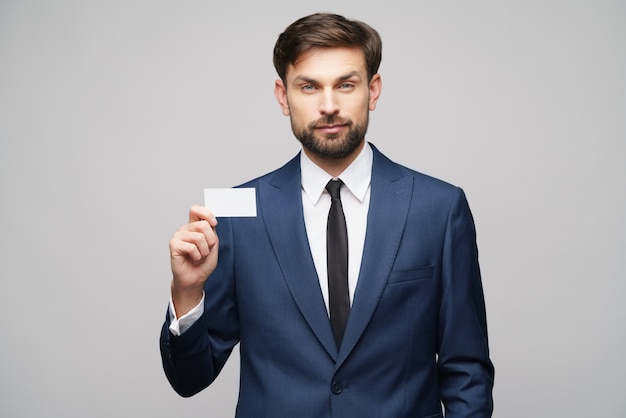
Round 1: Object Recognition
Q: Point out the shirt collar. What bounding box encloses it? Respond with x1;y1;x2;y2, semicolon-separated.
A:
301;143;373;205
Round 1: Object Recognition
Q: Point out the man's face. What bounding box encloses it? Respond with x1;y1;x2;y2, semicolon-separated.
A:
275;47;381;161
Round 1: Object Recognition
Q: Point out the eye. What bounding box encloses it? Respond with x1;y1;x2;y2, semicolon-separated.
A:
301;84;317;93
338;83;355;91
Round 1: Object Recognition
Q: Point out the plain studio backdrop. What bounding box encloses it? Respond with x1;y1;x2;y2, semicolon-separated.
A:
1;1;624;417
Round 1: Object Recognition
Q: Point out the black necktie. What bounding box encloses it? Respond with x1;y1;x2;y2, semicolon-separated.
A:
326;179;350;346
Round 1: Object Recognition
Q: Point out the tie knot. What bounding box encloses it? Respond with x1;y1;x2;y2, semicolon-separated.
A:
325;179;343;199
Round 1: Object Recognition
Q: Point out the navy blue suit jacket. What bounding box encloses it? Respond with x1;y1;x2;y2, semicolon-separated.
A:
161;144;494;417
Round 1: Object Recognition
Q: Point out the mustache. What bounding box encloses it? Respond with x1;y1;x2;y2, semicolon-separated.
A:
309;115;351;128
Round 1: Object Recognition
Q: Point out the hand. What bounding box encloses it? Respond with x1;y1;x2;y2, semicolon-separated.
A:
169;205;219;317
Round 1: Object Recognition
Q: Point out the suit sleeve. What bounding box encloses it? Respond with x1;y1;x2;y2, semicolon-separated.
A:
159;218;240;397
437;188;495;417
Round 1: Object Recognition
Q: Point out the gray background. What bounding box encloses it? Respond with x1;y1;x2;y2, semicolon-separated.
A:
1;0;624;417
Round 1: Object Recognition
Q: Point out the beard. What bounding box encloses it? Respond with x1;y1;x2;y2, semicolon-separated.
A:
291;114;369;160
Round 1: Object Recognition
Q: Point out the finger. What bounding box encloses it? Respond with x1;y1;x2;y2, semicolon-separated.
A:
189;205;217;226
184;220;218;248
170;239;204;263
172;229;213;260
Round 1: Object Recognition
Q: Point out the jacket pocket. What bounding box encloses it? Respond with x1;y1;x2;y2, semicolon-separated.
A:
388;265;434;284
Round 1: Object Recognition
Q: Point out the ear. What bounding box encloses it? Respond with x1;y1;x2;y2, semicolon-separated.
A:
274;79;290;116
368;73;382;111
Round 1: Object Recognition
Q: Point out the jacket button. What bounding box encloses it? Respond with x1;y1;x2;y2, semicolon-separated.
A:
331;381;342;394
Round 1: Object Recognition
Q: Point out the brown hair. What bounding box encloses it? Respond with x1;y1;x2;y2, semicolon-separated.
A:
273;13;382;82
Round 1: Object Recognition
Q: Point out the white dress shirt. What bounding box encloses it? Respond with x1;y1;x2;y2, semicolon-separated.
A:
300;143;372;314
169;144;373;335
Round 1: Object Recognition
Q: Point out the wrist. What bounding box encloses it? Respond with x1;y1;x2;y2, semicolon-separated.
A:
171;281;204;318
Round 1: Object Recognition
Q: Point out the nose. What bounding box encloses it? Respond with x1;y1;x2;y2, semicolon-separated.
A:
319;89;339;116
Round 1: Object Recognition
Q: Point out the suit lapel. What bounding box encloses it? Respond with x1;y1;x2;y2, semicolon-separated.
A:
337;146;413;366
256;147;413;366
258;156;338;360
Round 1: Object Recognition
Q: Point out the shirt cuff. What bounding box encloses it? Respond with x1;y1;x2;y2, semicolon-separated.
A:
168;292;205;336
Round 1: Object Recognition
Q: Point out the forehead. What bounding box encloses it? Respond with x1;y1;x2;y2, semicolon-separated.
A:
286;47;367;81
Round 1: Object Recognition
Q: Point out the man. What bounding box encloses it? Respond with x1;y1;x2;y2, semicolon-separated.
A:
161;12;494;417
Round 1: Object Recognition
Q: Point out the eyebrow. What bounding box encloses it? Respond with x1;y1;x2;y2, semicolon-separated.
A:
292;71;363;86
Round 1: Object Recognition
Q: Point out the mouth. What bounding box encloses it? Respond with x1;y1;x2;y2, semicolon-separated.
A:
316;124;347;135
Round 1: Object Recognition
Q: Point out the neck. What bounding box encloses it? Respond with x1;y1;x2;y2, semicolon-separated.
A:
303;141;365;178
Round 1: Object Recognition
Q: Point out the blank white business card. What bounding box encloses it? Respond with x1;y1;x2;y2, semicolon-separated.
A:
203;188;257;217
